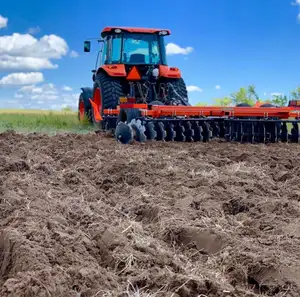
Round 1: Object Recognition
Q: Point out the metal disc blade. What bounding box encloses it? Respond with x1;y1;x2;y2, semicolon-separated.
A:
174;122;186;142
201;122;210;142
129;119;147;143
145;121;157;140
165;122;176;141
192;121;203;142
155;122;167;141
115;122;134;144
184;121;194;142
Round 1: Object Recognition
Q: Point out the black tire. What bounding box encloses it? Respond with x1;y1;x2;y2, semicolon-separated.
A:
260;103;276;107
236;103;251;107
166;78;190;106
78;91;92;123
93;71;124;110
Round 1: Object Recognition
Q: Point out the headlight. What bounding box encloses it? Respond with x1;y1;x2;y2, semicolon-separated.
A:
115;28;122;33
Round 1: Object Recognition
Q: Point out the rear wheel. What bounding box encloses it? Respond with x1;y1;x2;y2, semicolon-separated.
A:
91;71;124;125
165;78;190;106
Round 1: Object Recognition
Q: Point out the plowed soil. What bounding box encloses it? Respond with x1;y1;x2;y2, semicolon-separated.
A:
0;131;300;297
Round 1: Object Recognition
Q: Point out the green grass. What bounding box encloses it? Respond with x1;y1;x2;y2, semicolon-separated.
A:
0;109;94;134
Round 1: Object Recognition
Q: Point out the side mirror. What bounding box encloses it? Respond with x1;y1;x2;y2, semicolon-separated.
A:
84;40;91;52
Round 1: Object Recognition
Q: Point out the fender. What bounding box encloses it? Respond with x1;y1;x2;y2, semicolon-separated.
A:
98;64;127;77
159;65;181;79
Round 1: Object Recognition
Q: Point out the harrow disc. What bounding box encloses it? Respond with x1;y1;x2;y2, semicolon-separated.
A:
165;122;176;141
115;122;134;144
174;122;186;142
129;119;147;142
145;121;157;140
184;121;194;142
192;121;203;142
155;122;167;141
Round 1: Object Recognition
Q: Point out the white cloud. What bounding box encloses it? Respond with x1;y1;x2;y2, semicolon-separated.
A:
0;55;57;70
0;33;68;71
166;43;193;55
291;0;300;5
215;85;221;90
18;83;56;95
14;93;24;99
0;33;68;59
0;72;44;86
70;50;79;58
27;26;41;35
62;85;72;91
0;15;8;29
187;85;202;92
13;83;79;110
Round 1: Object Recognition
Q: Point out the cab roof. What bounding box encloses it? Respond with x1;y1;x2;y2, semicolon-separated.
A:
101;26;171;37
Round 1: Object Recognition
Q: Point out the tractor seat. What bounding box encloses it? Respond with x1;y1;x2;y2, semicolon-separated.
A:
129;54;146;64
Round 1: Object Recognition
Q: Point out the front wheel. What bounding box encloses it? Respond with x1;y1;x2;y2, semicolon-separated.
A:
78;90;92;123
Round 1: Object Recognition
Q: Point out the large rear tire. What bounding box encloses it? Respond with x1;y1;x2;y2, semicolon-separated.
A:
93;72;124;110
91;72;124;125
166;78;190;106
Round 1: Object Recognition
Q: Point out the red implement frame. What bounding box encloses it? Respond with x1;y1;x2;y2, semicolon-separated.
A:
104;104;300;120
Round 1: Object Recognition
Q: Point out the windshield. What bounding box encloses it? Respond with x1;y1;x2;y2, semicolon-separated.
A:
122;33;160;64
108;33;165;65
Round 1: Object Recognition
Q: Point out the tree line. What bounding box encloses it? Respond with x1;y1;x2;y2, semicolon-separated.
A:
196;85;300;107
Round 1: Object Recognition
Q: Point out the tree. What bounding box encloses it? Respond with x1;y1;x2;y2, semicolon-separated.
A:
291;87;300;100
271;94;288;106
214;96;232;106
230;87;256;106
248;85;259;101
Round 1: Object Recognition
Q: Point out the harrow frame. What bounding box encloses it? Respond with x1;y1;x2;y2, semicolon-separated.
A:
95;100;300;144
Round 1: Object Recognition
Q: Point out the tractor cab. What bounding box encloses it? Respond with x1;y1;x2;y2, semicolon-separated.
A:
84;27;170;68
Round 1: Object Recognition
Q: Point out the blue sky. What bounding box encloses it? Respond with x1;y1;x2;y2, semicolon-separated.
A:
0;0;300;109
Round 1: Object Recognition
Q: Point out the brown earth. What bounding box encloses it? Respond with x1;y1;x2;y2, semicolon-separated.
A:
0;130;300;297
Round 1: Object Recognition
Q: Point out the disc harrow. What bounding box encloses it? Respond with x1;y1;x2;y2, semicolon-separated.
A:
108;116;226;144
100;102;300;144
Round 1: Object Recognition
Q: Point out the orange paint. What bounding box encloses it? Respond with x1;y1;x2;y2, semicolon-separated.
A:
101;65;126;77
159;65;181;79
119;103;148;109
79;101;85;121
90;88;103;121
101;105;300;120
126;66;141;81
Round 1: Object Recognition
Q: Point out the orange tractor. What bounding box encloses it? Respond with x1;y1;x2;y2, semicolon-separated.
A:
79;26;300;144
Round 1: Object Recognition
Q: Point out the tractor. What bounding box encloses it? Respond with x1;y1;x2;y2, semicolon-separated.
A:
78;26;190;125
78;26;300;144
